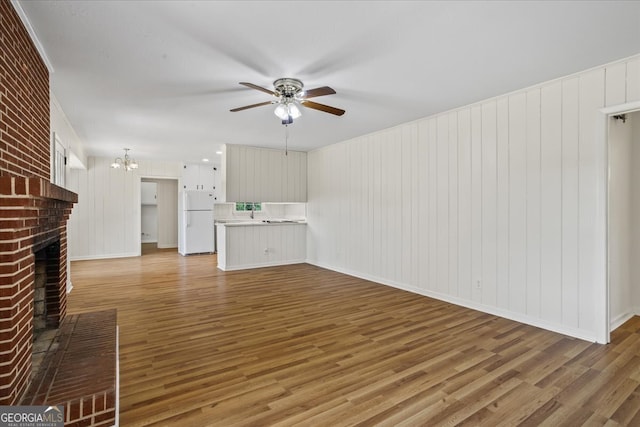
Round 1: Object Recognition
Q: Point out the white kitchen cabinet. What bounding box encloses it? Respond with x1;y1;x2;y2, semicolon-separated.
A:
141;181;157;205
223;145;306;202
216;222;306;271
182;163;218;193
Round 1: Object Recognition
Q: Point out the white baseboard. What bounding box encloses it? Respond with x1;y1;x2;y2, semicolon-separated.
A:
218;260;305;272
69;252;139;261
306;259;597;343
157;243;178;249
610;311;638;332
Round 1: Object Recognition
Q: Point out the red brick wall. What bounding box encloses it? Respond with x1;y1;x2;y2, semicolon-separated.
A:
0;0;77;406
0;0;51;180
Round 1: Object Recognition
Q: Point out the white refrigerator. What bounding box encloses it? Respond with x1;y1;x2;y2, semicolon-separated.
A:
178;191;215;255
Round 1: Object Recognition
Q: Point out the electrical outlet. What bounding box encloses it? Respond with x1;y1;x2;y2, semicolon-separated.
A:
475;279;481;290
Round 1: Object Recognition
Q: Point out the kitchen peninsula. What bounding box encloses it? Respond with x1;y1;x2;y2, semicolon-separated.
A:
216;219;306;271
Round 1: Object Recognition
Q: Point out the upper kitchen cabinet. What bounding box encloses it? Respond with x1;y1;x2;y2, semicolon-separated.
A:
222;145;307;202
182;163;217;192
141;181;157;205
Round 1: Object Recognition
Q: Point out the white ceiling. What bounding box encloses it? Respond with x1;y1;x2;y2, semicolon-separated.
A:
17;0;640;163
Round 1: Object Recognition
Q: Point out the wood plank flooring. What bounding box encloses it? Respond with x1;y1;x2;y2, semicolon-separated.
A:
68;252;640;426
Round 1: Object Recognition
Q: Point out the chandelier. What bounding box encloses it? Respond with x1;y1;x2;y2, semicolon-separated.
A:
110;148;138;171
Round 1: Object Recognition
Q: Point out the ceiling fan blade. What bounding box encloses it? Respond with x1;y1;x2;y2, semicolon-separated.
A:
230;101;274;112
301;100;345;116
239;82;277;96
303;86;336;99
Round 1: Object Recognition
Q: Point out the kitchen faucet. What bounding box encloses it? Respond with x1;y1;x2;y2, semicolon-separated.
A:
249;203;254;219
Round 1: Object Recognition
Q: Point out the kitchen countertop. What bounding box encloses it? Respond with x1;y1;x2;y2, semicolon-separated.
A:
215;219;307;227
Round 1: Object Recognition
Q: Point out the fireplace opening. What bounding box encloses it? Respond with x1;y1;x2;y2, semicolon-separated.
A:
31;241;62;379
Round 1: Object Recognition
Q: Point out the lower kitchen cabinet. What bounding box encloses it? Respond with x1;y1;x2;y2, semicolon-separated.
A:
216;223;306;271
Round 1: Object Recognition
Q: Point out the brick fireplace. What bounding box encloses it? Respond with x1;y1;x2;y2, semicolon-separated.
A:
0;178;76;404
0;0;78;405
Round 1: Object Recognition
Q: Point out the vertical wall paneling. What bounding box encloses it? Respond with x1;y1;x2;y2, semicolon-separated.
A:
246;147;256;201
306;55;640;341
628;58;640;102
224;145;307;202
338;144;349;269
448;113;459;297
481;101;498;307
350;141;361;271
578;69;605;332
457;110;472;301
306;151;318;262
608;116;633;326
272;149;281;204
606;63;628;107
526;89;542;317
68;157;181;259
540;82;563;323
389;130;402;280
400;126;413;286
508;93;527;314
362;138;372;275
418;120;430;290
372;135;383;279
152;179;179;248
426;120;437;291
496;98;510;309
409;124;420;288
436;116;449;293
630;114;640;314
561;77;580;327
399;130;409;284
471;106;483;303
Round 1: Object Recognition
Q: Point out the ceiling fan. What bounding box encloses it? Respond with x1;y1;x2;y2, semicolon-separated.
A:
230;78;345;124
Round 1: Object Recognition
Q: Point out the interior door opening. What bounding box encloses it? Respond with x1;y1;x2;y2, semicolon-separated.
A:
140;178;179;256
608;110;640;336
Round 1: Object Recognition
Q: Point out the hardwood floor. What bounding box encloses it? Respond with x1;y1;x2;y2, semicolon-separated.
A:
68;252;640;426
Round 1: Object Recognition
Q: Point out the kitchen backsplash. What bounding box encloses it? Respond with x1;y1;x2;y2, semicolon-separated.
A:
214;202;306;221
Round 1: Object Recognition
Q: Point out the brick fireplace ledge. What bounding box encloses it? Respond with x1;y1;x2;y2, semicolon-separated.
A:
0;176;78;202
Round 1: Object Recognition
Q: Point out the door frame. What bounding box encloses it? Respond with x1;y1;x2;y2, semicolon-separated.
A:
137;176;181;256
597;100;640;343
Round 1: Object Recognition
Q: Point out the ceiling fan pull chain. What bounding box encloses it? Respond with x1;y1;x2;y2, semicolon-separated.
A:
285;124;289;156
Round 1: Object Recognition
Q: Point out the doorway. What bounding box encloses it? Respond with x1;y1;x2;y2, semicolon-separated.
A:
608;110;640;337
140;178;179;255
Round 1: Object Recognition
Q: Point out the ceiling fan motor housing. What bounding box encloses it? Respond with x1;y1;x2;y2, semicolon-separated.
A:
274;78;304;101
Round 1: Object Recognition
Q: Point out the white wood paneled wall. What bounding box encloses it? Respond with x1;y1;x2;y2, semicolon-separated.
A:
224;145;307;202
155;179;179;249
609;115;634;329
307;55;640;341
66;157;181;260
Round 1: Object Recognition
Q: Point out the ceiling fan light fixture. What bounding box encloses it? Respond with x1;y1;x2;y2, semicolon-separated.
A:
274;103;288;120
288;103;301;119
232;78;344;120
